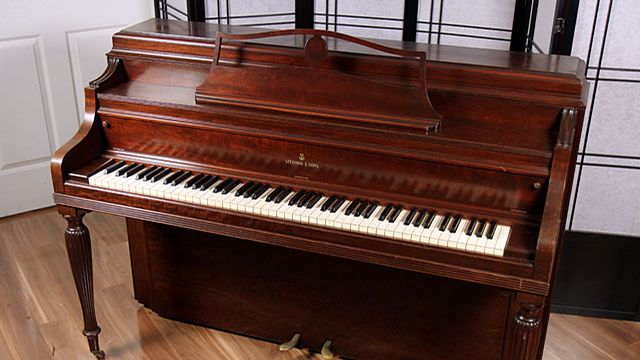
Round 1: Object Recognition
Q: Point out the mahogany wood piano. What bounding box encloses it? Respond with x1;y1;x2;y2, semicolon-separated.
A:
51;19;587;360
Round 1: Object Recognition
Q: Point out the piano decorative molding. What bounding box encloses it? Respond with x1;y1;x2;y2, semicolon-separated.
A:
51;19;587;359
195;29;442;134
62;211;105;360
557;108;578;148
89;56;126;90
507;303;543;360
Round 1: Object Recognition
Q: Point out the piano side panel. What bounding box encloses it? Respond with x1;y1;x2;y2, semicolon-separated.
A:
128;219;512;360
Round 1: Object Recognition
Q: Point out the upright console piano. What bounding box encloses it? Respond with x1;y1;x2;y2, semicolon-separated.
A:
51;19;587;360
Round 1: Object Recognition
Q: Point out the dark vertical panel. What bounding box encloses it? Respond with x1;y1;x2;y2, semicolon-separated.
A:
187;0;206;22
325;0;329;30
551;0;581;55
437;0;444;44
154;0;161;18
551;231;640;320
526;0;539;52
402;0;419;42
295;0;315;29
162;0;168;20
428;0;434;43
511;0;533;51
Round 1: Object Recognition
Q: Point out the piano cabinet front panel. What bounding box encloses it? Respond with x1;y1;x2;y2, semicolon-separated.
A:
101;114;548;216
126;218;545;360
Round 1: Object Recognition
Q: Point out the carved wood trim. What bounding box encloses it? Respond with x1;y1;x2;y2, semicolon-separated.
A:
507;303;542;360
63;212;104;359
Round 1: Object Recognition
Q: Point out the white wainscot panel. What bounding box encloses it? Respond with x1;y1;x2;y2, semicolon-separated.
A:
0;36;52;169
571;166;640;236
67;26;123;122
0;163;53;216
585;81;640;157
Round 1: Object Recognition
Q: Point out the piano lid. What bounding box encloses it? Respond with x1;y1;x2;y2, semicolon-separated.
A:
195;29;442;134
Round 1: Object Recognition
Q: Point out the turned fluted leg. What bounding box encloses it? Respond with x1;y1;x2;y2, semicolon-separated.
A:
506;303;542;360
64;213;105;359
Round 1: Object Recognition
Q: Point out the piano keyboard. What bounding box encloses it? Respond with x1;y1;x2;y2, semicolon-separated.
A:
88;161;511;256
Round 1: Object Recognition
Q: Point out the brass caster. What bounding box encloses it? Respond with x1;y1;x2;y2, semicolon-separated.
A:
321;340;334;359
278;333;301;352
92;350;106;359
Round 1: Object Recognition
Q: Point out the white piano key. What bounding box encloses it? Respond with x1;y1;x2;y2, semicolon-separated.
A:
493;225;511;256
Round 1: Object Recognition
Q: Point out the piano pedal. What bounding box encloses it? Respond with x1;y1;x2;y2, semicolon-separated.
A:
320;340;335;359
92;350;106;360
278;333;301;352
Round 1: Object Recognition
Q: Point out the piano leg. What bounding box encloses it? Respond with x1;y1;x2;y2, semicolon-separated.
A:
62;209;105;359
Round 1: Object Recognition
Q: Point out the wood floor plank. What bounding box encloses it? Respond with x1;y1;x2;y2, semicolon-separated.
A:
0;207;638;359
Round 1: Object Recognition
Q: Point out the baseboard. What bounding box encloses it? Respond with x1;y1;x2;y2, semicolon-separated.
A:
551;231;640;321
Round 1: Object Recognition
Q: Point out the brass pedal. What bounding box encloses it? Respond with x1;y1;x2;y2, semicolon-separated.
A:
321;340;334;359
278;333;301;352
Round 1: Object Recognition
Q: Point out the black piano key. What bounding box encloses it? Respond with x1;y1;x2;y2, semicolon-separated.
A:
438;215;451;232
235;182;254;197
297;191;315;207
288;190;306;206
354;201;368;217
213;178;233;193
388;206;403;223
487;221;498;239
144;167;163;181
363;202;378;219
136;166;157;180
378;205;393;221
191;174;211;189
475;220;487;237
330;197;346;213
306;193;323;208
163;170;183;184
185;174;205;188
124;163;145;178
221;179;241;194
199;175;219;191
413;210;427;227
171;171;192;186
404;208;417;225
274;188;292;204
449;216;461;233
151;168;171;182
344;199;360;216
266;186;284;202
116;163;137;176
466;218;478;236
252;184;270;199
104;160;125;174
423;212;436;228
320;195;337;211
244;182;262;198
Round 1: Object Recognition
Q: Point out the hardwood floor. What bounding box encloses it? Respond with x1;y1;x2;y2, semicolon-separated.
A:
0;208;638;359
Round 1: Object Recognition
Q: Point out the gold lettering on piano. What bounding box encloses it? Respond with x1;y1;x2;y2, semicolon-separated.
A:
285;153;319;168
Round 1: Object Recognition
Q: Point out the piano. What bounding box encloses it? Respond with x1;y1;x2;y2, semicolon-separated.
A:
51;19;587;360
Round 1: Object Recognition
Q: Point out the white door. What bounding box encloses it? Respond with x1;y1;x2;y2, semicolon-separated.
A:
0;0;153;217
